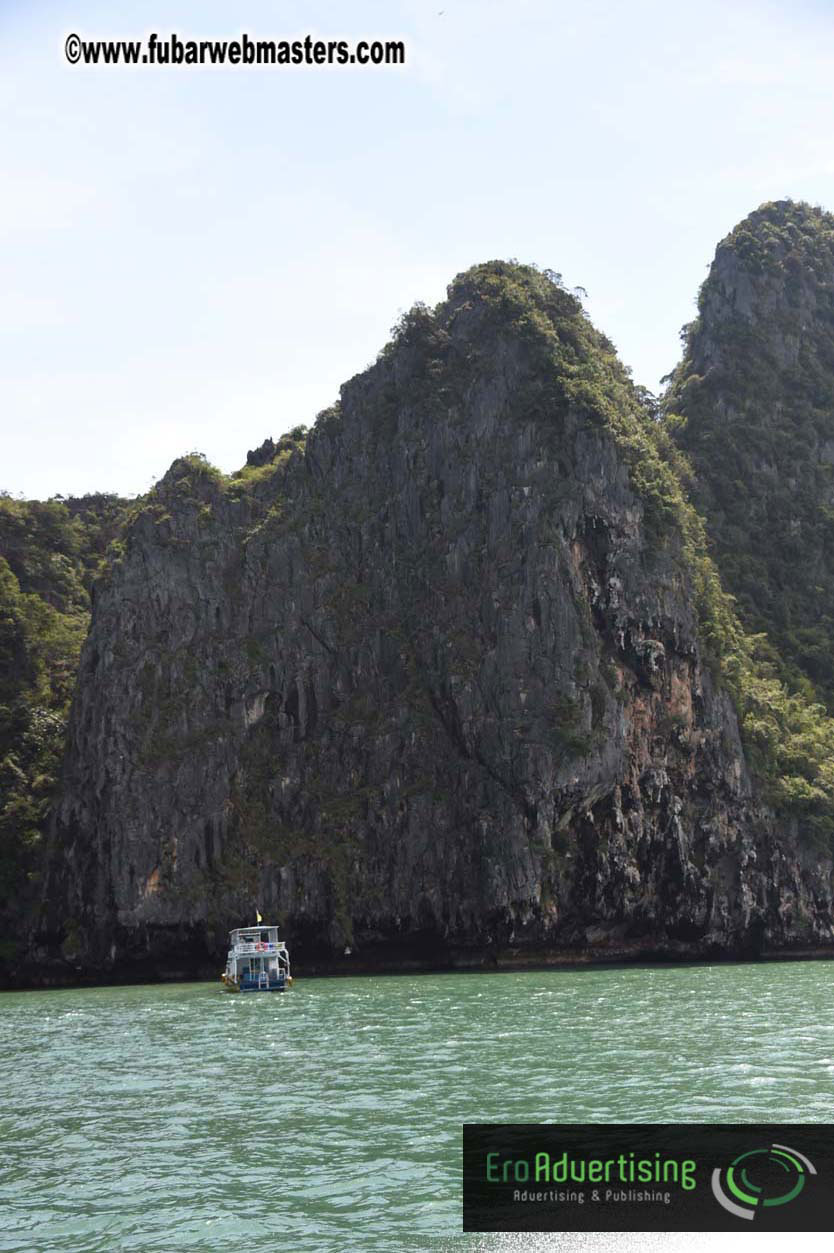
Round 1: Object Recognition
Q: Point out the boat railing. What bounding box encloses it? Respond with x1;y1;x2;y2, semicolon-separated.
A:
230;941;286;956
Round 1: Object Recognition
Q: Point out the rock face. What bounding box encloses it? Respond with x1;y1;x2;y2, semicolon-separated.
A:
668;200;834;709
34;260;834;982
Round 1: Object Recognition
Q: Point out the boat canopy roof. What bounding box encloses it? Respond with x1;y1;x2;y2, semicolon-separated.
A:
230;925;279;936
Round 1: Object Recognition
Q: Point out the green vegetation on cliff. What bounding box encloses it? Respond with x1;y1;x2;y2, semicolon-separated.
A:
0;495;127;935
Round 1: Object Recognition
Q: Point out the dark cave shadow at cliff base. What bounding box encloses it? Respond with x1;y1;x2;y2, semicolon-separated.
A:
5;944;834;993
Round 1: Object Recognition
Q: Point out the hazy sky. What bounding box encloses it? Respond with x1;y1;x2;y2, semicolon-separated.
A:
4;0;834;499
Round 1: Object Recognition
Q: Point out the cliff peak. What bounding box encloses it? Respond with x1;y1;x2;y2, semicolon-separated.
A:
667;199;834;710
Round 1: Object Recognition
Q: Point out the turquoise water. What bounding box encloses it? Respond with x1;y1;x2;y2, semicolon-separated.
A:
2;961;834;1251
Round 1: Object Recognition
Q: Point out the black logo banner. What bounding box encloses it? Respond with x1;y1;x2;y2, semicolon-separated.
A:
463;1123;834;1232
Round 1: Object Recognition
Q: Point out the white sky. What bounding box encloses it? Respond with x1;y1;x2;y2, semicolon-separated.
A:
3;0;834;500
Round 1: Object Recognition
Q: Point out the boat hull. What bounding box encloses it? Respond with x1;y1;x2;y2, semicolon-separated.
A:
220;972;291;993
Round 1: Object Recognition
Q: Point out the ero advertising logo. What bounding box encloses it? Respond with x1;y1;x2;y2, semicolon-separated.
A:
463;1124;833;1233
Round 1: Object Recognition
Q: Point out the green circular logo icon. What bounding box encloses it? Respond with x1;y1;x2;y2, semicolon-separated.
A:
711;1143;816;1221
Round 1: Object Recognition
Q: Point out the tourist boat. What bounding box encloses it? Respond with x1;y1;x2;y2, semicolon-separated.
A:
220;922;292;993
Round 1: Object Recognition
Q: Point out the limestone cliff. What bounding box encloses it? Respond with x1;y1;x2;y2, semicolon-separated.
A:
30;261;834;981
667;200;834;709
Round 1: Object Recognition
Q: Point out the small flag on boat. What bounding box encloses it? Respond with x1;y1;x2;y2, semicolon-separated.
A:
256;909;262;923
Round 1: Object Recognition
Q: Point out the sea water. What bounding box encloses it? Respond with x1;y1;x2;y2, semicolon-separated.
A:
2;961;833;1251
